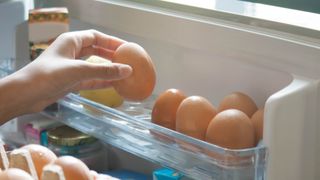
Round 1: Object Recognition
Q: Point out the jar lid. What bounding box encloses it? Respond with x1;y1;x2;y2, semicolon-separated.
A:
47;125;97;147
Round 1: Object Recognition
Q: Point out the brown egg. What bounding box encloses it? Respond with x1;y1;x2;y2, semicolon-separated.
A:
218;92;257;117
112;42;156;101
53;156;91;180
251;109;264;145
205;109;255;149
0;168;33;180
176;96;217;140
21;144;57;180
152;89;186;130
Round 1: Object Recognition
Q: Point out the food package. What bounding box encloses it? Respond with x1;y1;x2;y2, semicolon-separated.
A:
28;7;69;60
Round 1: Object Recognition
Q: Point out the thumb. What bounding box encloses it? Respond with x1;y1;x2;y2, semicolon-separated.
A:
82;62;132;80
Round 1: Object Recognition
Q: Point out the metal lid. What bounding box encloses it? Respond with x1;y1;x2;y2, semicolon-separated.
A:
47;125;97;147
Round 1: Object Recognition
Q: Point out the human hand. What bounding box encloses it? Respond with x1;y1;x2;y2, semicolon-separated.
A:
0;30;132;123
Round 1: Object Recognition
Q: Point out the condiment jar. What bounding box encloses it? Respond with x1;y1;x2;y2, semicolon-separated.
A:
47;125;107;171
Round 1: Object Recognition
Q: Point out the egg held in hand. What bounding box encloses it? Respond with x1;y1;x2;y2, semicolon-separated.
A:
218;92;258;117
251;108;264;145
176;96;217;140
112;42;156;101
152;88;186;130
205;109;255;149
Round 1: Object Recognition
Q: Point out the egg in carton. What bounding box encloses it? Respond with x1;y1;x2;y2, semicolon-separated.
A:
0;143;119;180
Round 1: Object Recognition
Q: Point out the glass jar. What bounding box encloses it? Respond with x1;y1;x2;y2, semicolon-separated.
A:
47;125;107;171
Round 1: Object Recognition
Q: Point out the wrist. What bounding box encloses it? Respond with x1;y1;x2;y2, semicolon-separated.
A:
0;72;35;124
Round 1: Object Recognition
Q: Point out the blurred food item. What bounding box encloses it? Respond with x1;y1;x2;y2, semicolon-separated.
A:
0;168;33;180
218;92;258;117
0;142;9;171
53;156;91;180
47;125;104;171
79;56;124;107
41;164;65;180
28;7;69;60
112;42;156;101
251;109;264;145
80;88;124;108
176;96;217;140
30;43;50;60
23;117;62;146
21;144;57;180
9;149;38;179
206;109;255;149
152;89;186;130
47;125;98;154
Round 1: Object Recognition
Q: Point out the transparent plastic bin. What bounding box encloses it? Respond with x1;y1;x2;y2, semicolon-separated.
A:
42;93;267;180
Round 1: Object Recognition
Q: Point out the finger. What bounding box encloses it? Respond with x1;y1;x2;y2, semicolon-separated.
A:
79;46;115;60
52;30;126;59
75;29;126;50
79;61;132;80
92;30;126;50
71;79;113;91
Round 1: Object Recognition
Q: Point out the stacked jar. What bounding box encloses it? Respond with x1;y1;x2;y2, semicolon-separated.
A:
47;125;107;171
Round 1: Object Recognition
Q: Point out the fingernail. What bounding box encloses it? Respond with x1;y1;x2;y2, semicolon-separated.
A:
119;64;133;78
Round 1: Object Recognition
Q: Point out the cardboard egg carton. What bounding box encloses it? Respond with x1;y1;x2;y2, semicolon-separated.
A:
9;148;38;179
0;142;118;180
0;141;9;171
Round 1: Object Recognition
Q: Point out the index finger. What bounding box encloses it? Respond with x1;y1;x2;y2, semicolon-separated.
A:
80;29;126;50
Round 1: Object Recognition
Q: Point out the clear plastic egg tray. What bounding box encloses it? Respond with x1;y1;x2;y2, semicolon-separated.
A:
43;93;267;180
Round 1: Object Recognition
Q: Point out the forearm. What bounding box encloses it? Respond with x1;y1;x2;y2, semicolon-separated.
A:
0;73;33;124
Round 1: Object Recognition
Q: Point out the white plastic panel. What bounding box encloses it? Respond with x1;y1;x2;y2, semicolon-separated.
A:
265;77;320;180
0;0;25;59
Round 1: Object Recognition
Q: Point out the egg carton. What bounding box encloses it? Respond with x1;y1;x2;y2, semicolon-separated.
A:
0;142;118;180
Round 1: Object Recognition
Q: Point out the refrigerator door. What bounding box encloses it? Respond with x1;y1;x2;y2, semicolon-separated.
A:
2;0;320;179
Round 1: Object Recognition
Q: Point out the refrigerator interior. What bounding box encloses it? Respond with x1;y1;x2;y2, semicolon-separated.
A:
1;0;320;179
